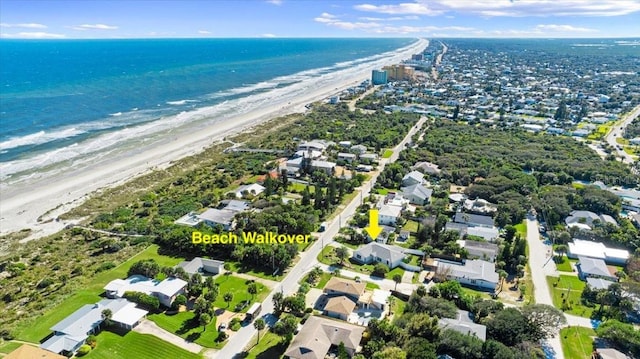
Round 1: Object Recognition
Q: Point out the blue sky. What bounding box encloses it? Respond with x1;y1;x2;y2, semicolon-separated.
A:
1;0;639;39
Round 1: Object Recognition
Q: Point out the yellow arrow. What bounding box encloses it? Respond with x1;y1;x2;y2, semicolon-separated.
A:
365;209;383;239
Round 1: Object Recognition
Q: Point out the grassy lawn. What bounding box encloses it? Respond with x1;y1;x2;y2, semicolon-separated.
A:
0;341;24;354
402;220;420;233
225;261;284;281
85;330;202;359
387;266;405;280
555;257;574;272
214;275;268;311
366;282;380;290
382;149;393;158
547;275;593;318
406;255;421;266
288;182;314;194
514;222;527;237
147;311;221;348
244;330;287;359
315;272;333;289
15;244;183;342
560;326;595;359
461;287;492;300
377;188;389;195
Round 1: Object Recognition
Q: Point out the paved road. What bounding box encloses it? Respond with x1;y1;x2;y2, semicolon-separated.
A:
209;117;427;358
525;216;565;359
604;105;640;164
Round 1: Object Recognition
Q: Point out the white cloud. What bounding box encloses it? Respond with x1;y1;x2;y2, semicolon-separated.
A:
359;15;420;21
1;32;65;39
72;24;118;31
314;13;381;30
0;23;47;29
266;0;282;5
198;30;212;34
372;25;475;34
354;2;443;15
262;33;277;37
424;0;640;17
535;24;597;32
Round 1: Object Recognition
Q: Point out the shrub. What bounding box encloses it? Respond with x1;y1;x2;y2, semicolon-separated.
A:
86;335;97;348
301;313;311;324
77;344;92;356
217;331;228;342
372;263;389;277
123;291;160;311
37;278;53;289
95;262;116;273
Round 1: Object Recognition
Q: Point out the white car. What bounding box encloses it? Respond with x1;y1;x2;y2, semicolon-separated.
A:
218;323;227;332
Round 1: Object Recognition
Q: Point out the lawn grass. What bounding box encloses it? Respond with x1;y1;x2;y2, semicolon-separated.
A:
366;282;380;290
547;275;593;318
560;326;595;359
147;311;221;348
85;330;202;359
214;275;268;311
288;182;314;194
315;272;333;289
555;257;574;272
225;261;284;281
387;266;405;280
377;188;389;195
0;341;24;354
402;220;420;233
514;222;527;238
244;330;287;359
382;149;393;158
15;244;183;342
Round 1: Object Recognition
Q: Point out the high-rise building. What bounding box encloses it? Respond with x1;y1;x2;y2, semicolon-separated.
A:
382;64;415;81
371;69;388;85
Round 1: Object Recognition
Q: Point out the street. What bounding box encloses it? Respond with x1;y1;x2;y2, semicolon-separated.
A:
604;105;640;165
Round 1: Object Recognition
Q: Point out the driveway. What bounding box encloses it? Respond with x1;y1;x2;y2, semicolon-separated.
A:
134;319;203;354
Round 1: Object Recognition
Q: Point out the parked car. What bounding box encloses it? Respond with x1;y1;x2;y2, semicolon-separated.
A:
218;322;227;332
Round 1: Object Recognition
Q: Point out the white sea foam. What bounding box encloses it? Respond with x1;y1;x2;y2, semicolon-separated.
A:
1;39;426;183
110;112;123;116
0;128;84;151
166;99;198;105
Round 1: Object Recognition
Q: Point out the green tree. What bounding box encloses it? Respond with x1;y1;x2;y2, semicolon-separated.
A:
521;304;566;341
335;246;349;265
372;263;389;277
301;186;311;206
273;291;284;313
393;274;402;291
254;318;266;344
101;309;113;328
248;282;258;300
223;292;234;308
373;346;407;359
199;313;211;332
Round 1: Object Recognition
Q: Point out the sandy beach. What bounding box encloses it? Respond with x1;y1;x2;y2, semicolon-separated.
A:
0;38;428;241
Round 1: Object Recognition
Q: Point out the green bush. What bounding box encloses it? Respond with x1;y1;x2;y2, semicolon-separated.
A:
95;262;116;273
77;344;92;356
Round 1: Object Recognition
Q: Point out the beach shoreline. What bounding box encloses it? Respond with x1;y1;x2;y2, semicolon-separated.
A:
0;38;428;241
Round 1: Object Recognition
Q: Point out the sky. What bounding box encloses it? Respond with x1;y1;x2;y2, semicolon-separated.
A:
1;0;639;39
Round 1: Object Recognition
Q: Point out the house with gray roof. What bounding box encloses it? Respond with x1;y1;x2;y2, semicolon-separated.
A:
439;310;487;341
457;240;499;262
412;161;441;175
401;184;433;205
352;242;406;269
454;212;495;228
177;257;224;276
41;299;147;356
104;275;188;307
284;316;364;359
565;210;617;230
437;259;499;291
198;208;236;230
577;256;617;281
586;277;615;290
402;170;424;187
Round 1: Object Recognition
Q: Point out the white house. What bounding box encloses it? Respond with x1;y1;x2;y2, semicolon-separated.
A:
401;184;432;205
231;183;265;198
402;170;424;187
567;239;629;265
104;275;188;307
352;242;406;269
378;204;402;225
437;259;499;291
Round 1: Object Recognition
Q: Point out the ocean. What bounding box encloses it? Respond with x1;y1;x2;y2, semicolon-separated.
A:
0;38;417;183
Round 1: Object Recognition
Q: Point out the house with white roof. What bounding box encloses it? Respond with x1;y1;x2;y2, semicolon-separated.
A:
177;257;225;275
41;299;147;356
565;210;618;230
577;256;617;281
104;275;188;307
439;310;487;341
401;184;433;205
436;259;499;291
402;170;424;187
567;239;629;265
352;242;406;269
231;183;265;198
378;204;402;225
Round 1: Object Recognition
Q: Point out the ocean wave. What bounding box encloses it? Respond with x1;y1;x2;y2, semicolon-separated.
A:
0;128;84;151
166;99;198;105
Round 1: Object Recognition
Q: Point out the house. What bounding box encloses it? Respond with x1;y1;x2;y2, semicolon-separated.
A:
359;153;378;164
463;198;497;214
231;183;265;198
337;152;357;162
350;144;367;154
439;310;487;341
323;296;356;321
104;275;188;307
577;256;617;281
6;345;66;359
454;212;495;228
298;140;327;152
323;277;366;301
586;277;615;290
311;160;336;175
466;226;500;242
378;204;402;225
177;257;224;276
284;316;365;359
401;184;433;205
40;299;147;356
596;348;631;359
198;208;236;230
567;239;630;265
457;240;499;262
352;242;406;269
412;161;441;175
565;210;617;230
437;259;499;291
402;170;424;187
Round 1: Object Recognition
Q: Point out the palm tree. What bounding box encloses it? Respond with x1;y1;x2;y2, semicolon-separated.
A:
254;318;266;344
498;270;508;292
248;282;258;300
199;313;211;332
392;274;402;291
555;244;568;259
335;246;349;265
223;292;234;308
101;309;113;328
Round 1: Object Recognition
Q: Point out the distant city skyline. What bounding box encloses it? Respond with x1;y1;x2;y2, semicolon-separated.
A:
1;0;639;39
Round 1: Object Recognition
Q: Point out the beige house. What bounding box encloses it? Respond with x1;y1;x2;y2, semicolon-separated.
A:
284;316;364;359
